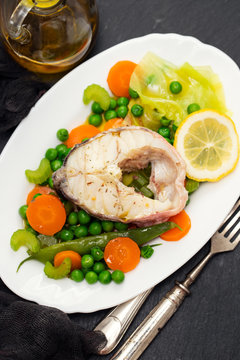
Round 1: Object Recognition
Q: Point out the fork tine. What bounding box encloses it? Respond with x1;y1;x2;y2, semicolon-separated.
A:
229;225;240;243
220;201;240;236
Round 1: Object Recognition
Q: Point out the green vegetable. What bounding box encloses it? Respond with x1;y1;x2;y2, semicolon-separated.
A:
57;128;69;142
104;110;117;121
117;97;129;106
25;158;51;184
129;52;228;128
122;173;135;186
78;209;91;225
187;103;201;114
82;137;89;142
185;178;199;194
81;254;94;268
45;148;58;161
139;186;154;199
48;177;54;189
83;84;110;111
165;138;173;145
63;200;73;216
67;212;78;225
70;269;84;282
44;257;71;279
99;270;112;284
11;229;40;253
158;126;171;138
37;234;57;248
169;81;182;94
17;222;177;270
131;104;144;117
101;221;114;232
60;229;74;241
51;159;62;172
91;246;104;261
32;193;41;200
26;227;38;236
117;105;128;118
109;98;117;110
129;87;139;98
140;245;154;258
19;205;28;219
92;101;104;114
161;117;171;126
74;225;88;238
112;270;125;284
89;221;102;235
114;222;128;231
93;262;106;274
85;271;98;284
89;114;102;127
56;144;68;159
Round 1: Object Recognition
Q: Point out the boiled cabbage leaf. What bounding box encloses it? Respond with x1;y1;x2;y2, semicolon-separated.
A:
129;52;228;128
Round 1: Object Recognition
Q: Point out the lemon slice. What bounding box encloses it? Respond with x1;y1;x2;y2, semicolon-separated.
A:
174;109;239;181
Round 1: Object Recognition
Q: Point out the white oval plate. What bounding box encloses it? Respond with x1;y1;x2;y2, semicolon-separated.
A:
0;33;240;313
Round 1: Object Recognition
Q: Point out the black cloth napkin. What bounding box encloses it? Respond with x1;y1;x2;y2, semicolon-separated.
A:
0;44;106;360
0;43;49;132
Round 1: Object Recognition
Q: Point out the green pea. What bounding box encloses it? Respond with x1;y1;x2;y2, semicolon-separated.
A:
48;177;54;189
18;205;28;219
117;105;128;118
165;138;174;145
109;98;117;110
69;225;78;233
81;254;94;269
85;271;98;284
81;267;91;275
99;270;112;284
91;101;104;114
101;220;114;232
129;87;139;98
104;110;117;121
74;225;88;238
45;148;58;161
172;124;178;133
141;245;154;259
56;144;68;159
88;114;102;127
93;262;106;274
32;193;42;200
112;270;125;284
67;212;78;225
63;200;73;216
78;209;91;225
51;159;63;172
161;117;171;127
57;128;69;142
60;229;74;241
187;103;200;114
169;81;182;94
114;222;128;231
117;97;129;106
82;137;89;142
131;104;144;117
88;221;102;235
91;247;104;261
158;127;170;138
70;269;84;282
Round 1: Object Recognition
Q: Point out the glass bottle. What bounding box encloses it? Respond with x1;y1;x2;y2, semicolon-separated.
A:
0;0;98;74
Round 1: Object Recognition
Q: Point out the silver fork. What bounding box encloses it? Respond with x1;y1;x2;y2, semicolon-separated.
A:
108;199;240;360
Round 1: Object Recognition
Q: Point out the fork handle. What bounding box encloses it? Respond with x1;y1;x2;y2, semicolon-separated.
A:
110;282;190;360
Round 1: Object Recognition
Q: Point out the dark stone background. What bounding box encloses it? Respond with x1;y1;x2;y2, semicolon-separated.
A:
0;1;240;359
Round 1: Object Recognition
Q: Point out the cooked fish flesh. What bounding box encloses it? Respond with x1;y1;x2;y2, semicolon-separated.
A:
53;126;188;226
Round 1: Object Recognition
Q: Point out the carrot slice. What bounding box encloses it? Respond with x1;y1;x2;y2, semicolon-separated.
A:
104;237;140;273
103;118;124;131
160;210;191;241
26;185;55;205
54;251;81;271
65;124;100;148
107;61;137;97
26;194;66;236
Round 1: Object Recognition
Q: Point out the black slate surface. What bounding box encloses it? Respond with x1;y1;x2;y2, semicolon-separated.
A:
1;0;240;359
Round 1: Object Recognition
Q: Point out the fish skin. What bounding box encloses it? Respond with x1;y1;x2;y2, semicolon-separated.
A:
53;126;188;226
